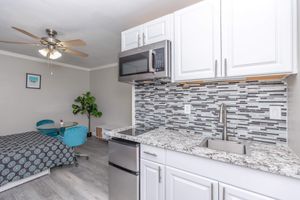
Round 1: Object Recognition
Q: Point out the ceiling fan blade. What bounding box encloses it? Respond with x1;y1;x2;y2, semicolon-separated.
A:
59;39;86;47
63;48;88;57
11;26;40;40
0;40;40;45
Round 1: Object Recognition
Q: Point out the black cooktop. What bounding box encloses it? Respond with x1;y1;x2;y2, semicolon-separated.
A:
118;126;156;136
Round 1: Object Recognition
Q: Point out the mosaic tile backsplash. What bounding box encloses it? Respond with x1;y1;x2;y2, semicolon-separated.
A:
135;79;288;144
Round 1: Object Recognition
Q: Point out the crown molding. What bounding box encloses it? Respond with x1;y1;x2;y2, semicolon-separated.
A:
0;49;90;71
90;63;118;71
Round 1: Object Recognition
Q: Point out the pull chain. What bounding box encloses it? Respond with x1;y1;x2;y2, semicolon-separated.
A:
48;56;54;76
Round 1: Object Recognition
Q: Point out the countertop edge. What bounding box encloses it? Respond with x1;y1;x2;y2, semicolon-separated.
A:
106;128;300;181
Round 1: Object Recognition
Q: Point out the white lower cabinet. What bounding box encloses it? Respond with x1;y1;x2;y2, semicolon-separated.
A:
141;159;165;200
140;144;300;200
219;183;275;200
166;166;218;200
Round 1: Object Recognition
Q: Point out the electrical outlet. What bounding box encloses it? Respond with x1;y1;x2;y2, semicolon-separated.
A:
184;104;191;114
269;106;282;120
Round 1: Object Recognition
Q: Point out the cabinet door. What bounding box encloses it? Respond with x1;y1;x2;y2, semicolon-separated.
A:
121;26;143;51
221;0;296;77
143;14;173;45
219;183;275;200
141;159;165;200
166;167;218;200
173;0;221;81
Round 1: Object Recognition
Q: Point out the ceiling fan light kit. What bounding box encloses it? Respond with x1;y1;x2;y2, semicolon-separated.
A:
0;27;88;60
39;48;62;60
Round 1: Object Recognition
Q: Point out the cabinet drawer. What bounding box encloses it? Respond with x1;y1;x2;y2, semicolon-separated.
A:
141;145;166;164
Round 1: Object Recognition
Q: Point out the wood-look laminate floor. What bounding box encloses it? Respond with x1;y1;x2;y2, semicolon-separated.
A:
0;137;109;200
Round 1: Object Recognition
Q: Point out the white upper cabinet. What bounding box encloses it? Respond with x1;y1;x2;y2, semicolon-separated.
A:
121;26;143;51
143;14;173;45
172;0;297;82
121;15;173;51
121;0;297;80
166;166;218;200
141;159;165;200
219;183;275;200
221;0;297;77
173;0;221;81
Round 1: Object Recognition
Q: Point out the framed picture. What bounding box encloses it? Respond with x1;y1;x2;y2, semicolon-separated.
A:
26;73;41;89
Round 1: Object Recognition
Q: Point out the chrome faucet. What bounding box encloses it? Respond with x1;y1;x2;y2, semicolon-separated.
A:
219;103;228;141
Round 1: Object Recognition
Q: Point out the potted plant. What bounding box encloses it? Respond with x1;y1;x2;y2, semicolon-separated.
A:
72;92;102;137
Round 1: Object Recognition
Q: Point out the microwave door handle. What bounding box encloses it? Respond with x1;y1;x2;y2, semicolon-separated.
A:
148;50;155;73
152;51;156;74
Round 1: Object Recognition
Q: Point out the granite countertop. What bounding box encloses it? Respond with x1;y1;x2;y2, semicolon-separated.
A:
107;127;300;180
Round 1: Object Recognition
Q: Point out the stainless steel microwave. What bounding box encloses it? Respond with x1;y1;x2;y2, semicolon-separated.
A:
119;40;171;82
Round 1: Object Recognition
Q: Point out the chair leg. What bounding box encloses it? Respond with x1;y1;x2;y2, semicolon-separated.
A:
74;156;79;167
75;152;89;160
72;147;89;167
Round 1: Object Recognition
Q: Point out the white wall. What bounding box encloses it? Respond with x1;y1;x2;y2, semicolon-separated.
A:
90;66;132;132
287;2;300;156
0;54;89;135
288;75;300;156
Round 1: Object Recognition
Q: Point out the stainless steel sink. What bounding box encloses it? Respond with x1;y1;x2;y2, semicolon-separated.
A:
200;138;249;155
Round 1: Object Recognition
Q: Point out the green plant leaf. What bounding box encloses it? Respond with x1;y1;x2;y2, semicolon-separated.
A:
72;92;102;119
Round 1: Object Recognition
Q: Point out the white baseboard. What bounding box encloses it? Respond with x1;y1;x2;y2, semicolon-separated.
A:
0;169;50;193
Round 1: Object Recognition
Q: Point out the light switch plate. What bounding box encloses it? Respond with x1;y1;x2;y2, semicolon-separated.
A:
269;106;282;120
184;104;191;114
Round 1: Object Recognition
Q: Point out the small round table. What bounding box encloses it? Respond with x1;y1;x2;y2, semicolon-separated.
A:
37;122;78;136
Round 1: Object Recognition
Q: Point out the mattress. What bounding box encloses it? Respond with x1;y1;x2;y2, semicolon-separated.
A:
0;131;74;186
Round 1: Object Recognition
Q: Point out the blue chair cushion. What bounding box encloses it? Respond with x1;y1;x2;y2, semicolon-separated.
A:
36;119;54;127
60;125;88;148
36;119;58;137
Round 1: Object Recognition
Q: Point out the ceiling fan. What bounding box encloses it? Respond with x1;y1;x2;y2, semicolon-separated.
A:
0;27;88;60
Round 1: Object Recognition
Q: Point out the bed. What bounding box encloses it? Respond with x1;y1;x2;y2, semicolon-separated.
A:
0;131;74;188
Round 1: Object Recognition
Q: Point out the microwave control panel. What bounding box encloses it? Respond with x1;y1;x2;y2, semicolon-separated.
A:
153;48;165;72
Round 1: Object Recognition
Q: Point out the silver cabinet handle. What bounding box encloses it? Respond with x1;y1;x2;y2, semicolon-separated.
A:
220;59;223;76
158;166;162;183
143;151;157;157
214;60;218;77
224;58;228;77
143;32;146;45
137;33;141;47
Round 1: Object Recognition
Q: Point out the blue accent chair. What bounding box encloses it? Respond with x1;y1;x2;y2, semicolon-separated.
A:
36;119;58;137
58;125;89;166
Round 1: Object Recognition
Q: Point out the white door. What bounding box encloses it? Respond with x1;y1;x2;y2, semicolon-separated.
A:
166;167;218;200
173;0;221;81
143;14;173;45
121;26;143;51
141;159;165;200
219;183;275;200
221;0;295;77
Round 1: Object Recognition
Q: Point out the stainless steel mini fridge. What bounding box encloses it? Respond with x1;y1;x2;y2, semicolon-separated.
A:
108;138;140;200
